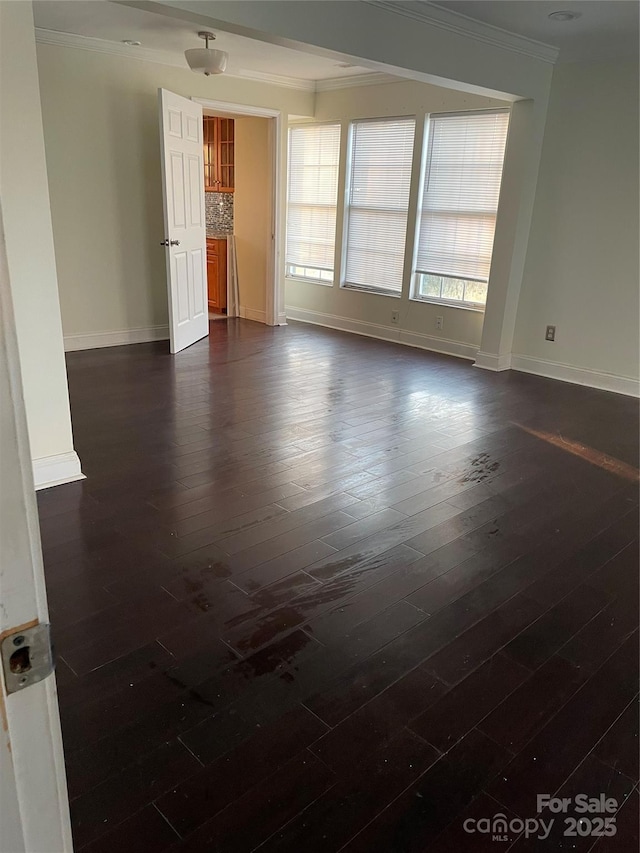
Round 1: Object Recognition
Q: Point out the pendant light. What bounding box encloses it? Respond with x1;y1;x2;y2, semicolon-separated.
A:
185;31;228;76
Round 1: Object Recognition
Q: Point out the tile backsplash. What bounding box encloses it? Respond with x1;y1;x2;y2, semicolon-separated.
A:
205;192;234;233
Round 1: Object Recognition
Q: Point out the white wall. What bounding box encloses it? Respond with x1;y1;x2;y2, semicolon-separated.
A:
234;116;271;321
285;79;508;359
35;42;313;346
512;59;639;394
0;1;81;488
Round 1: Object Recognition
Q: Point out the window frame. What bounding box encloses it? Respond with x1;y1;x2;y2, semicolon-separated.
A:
285;120;342;287
341;114;417;299
285;263;334;286
412;273;488;312
410;108;510;313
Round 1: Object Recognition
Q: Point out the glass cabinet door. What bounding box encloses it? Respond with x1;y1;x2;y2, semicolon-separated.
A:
203;116;234;192
219;118;234;191
203;116;218;190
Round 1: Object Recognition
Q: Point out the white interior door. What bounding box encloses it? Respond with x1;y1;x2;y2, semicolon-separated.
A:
0;204;72;851
158;89;208;354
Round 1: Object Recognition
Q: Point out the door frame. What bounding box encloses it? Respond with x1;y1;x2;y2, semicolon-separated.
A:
192;98;284;327
0;202;73;851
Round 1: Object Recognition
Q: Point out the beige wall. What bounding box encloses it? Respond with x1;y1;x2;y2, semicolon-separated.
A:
35;42;313;343
163;0;552;100
314;79;505;120
513;59;639;389
163;0;555;372
0;1;80;486
35;26;639;394
285;80;508;358
234;116;271;320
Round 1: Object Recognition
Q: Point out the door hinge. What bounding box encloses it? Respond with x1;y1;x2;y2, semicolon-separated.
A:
1;624;54;694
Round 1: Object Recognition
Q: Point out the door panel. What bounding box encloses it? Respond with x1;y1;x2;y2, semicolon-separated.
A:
167;108;182;137
159;89;208;353
170;153;186;228
185;113;200;143
187;155;203;226
192;249;205;316
174;251;190;324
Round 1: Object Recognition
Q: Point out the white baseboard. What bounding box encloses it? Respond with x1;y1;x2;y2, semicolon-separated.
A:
64;326;169;352
510;354;640;398
285;306;478;361
239;307;266;324
277;312;288;326
473;351;513;372
33;451;85;491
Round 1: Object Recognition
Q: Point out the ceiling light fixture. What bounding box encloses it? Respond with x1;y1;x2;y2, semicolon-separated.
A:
548;10;581;22
122;39;141;46
185;31;228;76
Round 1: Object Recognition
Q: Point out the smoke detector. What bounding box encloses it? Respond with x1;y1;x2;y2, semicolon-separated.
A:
548;10;581;22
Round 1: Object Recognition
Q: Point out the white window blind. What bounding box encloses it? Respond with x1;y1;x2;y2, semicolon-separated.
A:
286;123;341;281
344;117;416;294
415;111;509;290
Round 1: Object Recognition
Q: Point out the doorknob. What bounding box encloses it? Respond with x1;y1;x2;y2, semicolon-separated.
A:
160;239;181;246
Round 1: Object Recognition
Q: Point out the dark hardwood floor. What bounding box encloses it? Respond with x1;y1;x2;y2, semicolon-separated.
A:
37;319;639;852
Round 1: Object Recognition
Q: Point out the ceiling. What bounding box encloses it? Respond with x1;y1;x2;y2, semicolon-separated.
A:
32;0;639;83
428;1;639;62
32;1;378;83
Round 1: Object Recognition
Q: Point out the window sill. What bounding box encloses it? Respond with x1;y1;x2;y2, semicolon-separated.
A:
341;283;401;298
410;295;486;314
286;276;334;287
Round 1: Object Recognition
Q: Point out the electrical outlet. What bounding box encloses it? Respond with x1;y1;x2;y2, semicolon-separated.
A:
391;310;400;325
545;325;556;342
436;316;444;331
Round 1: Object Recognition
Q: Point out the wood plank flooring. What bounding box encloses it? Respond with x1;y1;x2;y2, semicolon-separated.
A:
38;319;639;852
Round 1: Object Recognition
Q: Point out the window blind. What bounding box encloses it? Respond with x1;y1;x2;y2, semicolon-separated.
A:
344;117;416;294
415;111;509;283
286;123;341;276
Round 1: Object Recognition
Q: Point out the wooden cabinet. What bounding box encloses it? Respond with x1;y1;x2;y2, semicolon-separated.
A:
203;117;234;192
207;238;227;313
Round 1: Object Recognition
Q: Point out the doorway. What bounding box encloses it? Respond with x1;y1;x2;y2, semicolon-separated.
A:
194;98;283;330
203;113;234;320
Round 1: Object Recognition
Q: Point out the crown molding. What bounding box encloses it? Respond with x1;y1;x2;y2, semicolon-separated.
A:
227;66;315;92
34;29;316;91
366;1;559;64
315;71;401;92
34;28;394;94
36;28;186;67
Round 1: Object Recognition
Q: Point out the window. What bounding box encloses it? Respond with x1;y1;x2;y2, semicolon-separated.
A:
413;111;509;308
286;123;341;284
344;117;416;295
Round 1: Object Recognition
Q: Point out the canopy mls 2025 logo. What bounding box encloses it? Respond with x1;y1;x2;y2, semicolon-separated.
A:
463;793;621;843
